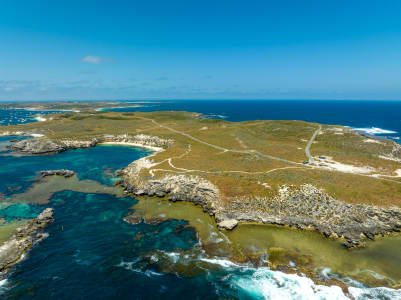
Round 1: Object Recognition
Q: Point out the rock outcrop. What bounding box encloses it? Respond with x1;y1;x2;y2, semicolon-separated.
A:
0;208;54;272
102;134;174;148
120;159;401;248
41;169;75;178
8;138;65;154
121;172;220;213
221;184;401;248
6;134;172;155
217;219;238;230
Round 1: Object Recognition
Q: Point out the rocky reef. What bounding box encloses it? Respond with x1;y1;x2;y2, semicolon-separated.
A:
120;159;401;248
0;208;54;272
41;169;76;178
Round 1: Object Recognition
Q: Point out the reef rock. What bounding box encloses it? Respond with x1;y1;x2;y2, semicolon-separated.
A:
41;169;75;178
217;219;238;230
0;208;54;272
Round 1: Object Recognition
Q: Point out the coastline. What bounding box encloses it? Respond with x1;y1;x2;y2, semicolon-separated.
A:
98;141;163;153
1;109;401;294
1;132;401;294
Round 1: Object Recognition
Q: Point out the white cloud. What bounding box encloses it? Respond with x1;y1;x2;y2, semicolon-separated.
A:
81;55;103;64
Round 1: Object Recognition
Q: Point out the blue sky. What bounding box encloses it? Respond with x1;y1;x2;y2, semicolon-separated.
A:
1;0;401;100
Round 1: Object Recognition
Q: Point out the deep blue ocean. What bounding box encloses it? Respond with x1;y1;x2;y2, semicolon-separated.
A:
107;100;401;142
0;100;401;299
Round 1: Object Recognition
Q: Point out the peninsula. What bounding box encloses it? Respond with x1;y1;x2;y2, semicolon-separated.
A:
1;109;401;251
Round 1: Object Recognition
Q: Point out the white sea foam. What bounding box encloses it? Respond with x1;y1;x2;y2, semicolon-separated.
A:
202;114;228;119
353;127;397;135
0;278;8;294
349;286;401;299
116;260;164;278
198;257;401;300
0;278;7;288
231;268;348;300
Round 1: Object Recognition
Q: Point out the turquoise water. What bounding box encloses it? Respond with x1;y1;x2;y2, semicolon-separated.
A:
0;140;213;299
1;101;401;299
0;138;150;197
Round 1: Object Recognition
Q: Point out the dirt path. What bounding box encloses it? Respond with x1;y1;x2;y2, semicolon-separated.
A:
136;116;401;184
305;125;322;163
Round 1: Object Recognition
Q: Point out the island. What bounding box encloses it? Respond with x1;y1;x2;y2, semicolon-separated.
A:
1;109;401;289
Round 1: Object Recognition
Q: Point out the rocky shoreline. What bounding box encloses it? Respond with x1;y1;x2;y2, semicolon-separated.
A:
4;132;401;248
0;208;54;273
5;133;172;155
118;161;401;249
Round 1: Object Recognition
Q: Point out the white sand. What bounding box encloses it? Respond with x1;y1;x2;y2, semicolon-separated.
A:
364;139;384;145
99;142;163;152
314;156;375;174
34;115;47;122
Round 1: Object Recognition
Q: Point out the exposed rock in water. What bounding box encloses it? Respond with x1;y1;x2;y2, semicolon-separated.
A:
41;169;75;178
217;219;238;230
0;208;54;272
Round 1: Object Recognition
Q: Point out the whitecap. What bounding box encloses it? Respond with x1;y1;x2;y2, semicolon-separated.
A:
0;278;7;288
201;257;401;300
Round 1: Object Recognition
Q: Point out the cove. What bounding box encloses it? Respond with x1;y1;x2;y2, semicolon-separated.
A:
0;138;400;299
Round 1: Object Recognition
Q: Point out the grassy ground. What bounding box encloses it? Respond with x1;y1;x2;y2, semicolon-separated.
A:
2;110;401;207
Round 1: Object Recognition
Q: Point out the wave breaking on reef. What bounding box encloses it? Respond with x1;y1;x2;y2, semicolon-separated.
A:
208;258;401;300
353;127;397;135
150;251;401;300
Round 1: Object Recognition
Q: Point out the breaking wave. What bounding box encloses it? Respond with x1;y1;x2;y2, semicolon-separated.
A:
196;256;401;300
353;127;397;135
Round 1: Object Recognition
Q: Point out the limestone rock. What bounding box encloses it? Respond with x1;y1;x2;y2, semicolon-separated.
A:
0;208;54;272
41;169;75;177
217;219;238;230
8;138;65;154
